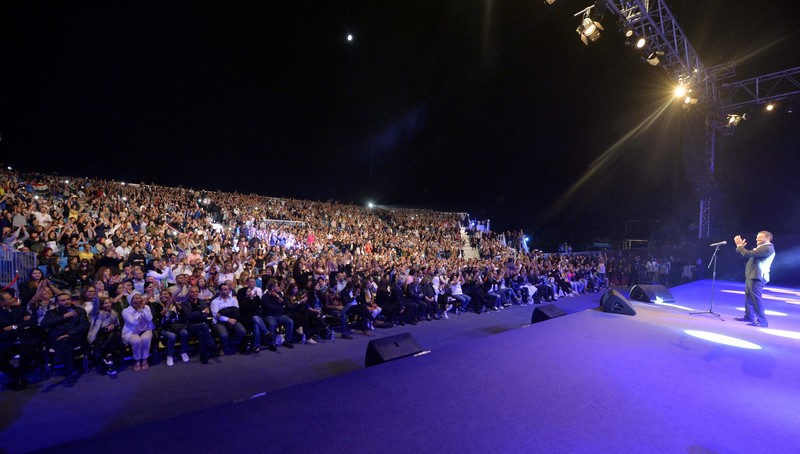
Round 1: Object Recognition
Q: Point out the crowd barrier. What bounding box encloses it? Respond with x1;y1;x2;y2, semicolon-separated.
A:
0;249;38;291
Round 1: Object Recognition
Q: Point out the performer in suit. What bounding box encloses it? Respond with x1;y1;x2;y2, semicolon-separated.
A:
733;231;775;327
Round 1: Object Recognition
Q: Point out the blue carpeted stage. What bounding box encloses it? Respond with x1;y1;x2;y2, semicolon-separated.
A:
9;280;800;453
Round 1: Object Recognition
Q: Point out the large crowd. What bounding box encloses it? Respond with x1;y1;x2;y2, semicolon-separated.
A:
1;167;694;390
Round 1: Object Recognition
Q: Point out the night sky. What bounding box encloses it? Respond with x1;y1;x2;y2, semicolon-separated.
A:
3;1;800;247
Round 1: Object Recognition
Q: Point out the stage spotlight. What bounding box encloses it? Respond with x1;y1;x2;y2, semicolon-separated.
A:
545;0;556;4
575;6;603;45
645;51;663;66
727;113;746;126
766;103;774;111
624;34;646;49
675;85;687;98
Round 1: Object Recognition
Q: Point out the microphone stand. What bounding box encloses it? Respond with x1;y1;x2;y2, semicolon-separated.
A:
690;244;724;321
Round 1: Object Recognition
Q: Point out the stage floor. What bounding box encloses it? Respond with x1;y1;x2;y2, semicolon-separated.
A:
6;280;800;453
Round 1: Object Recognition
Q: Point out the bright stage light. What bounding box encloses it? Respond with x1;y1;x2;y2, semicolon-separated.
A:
623;31;645;49
766;103;774;111
577;18;602;44
674;86;687;98
575;6;603;45
347;34;353;42
684;330;762;350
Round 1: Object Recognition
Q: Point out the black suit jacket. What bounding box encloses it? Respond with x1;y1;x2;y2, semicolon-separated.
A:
736;242;775;282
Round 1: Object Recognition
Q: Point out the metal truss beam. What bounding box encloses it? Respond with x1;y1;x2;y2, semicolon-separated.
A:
720;66;800;112
699;196;711;240
594;2;798;239
603;1;708;89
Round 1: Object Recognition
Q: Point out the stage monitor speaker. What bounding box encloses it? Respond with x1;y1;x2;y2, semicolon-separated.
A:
629;284;675;304
531;304;567;324
365;332;424;367
600;289;636;316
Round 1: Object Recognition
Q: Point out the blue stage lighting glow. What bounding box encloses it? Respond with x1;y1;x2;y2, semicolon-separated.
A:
760;328;800;340
735;307;788;316
684;330;762;349
721;290;745;295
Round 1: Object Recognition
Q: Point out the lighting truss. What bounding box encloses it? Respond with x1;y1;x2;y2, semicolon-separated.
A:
720;66;800;112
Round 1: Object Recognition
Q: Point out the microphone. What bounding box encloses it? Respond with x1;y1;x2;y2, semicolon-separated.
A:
709;241;727;247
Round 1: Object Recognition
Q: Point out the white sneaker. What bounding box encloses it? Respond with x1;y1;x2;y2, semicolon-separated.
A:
306;338;317;345
166;356;174;367
442;311;449;319
181;353;190;363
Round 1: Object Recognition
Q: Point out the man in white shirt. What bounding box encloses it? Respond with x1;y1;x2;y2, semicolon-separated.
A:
210;283;246;354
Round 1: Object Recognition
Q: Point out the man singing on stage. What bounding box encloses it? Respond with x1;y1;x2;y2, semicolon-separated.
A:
733;231;775;327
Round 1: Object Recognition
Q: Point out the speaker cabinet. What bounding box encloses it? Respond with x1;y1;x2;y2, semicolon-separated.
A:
365;332;424;367
531;304;567;324
600;289;636;316
629;284;675;304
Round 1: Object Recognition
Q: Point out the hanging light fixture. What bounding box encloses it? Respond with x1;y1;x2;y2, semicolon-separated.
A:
575;6;603;45
726;114;747;126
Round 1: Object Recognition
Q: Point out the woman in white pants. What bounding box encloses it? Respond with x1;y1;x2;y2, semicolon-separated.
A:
122;293;155;372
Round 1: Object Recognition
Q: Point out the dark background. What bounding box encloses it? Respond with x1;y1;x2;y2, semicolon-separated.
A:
3;0;800;249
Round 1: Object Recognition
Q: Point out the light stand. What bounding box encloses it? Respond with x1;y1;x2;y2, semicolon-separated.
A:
690;244;724;321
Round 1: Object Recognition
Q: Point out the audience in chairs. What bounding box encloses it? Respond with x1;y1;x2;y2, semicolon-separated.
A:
0;167;694;389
